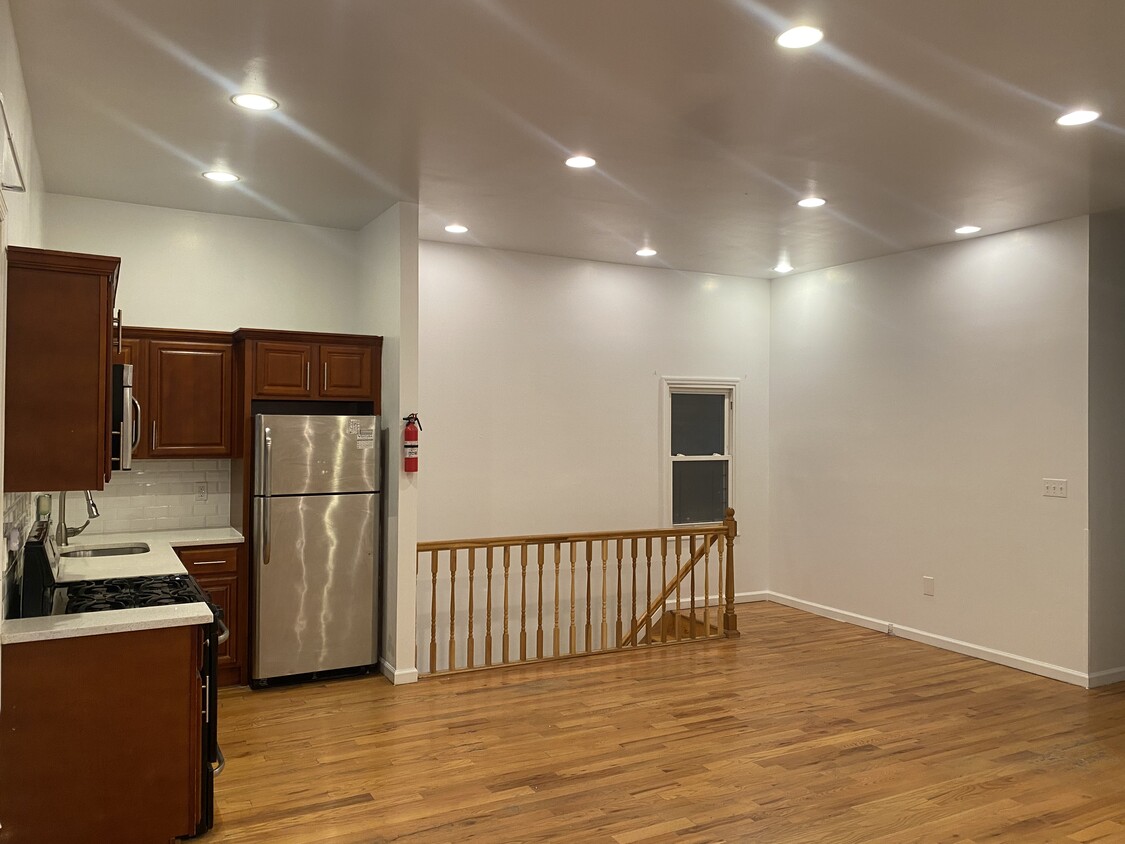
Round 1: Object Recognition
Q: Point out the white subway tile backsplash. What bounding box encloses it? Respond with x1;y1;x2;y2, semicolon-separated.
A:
74;459;233;535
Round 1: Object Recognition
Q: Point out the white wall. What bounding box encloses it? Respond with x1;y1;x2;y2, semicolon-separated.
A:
770;217;1090;678
43;194;361;333
1088;208;1125;683
417;242;771;596
0;0;44;247
359;202;419;684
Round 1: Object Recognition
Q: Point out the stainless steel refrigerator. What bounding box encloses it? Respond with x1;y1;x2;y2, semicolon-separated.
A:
252;414;380;683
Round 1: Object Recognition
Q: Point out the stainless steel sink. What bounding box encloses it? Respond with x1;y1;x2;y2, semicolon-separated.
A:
60;542;151;558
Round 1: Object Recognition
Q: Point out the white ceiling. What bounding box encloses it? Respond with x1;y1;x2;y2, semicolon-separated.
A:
10;0;1125;277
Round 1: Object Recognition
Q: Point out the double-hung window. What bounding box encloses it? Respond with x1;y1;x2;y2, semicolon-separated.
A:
665;379;735;525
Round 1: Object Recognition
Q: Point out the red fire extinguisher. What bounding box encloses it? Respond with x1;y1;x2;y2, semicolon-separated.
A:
403;413;421;473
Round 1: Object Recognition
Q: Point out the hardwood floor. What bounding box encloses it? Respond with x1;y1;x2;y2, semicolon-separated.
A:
211;603;1125;843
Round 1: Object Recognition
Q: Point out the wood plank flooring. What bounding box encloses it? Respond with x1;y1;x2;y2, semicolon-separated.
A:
210;603;1125;843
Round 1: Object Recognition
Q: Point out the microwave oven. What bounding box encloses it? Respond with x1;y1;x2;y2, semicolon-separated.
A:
111;362;140;470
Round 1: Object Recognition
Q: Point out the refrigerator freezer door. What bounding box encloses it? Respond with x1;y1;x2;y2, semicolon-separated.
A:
253;491;379;680
255;414;379;496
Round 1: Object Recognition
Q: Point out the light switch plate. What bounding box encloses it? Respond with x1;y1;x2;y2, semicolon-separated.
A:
1043;478;1068;498
922;576;935;596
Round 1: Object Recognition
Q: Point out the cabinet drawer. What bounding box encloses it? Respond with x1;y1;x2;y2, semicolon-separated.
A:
175;544;239;575
194;572;240;678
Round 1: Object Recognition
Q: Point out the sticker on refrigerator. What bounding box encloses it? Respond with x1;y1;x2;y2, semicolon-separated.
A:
347;418;361;435
356;428;375;449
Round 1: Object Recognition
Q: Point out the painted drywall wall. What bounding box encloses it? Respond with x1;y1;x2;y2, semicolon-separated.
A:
1088;208;1125;683
417;242;770;599
42;194;361;333
0;0;44;246
770;217;1090;677
358;202;419;683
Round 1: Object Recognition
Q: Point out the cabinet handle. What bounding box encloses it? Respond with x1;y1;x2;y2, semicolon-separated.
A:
323;362;328;392
115;309;122;353
203;674;210;723
151;420;157;450
191;559;228;567
305;361;310;391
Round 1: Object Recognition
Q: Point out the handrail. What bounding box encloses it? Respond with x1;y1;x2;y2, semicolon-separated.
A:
417;508;740;674
416;522;728;552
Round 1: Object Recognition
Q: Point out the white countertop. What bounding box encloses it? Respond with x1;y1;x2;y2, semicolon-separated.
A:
1;526;243;645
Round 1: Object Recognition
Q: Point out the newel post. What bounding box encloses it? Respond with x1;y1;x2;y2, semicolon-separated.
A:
722;507;740;638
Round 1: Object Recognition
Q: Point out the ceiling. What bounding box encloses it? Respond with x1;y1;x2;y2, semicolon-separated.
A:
9;0;1125;277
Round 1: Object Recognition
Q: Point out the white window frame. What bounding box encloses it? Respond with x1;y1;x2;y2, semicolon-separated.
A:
660;376;739;526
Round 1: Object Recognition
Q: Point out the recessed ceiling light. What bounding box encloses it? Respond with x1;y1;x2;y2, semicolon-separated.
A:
1056;109;1099;126
777;26;824;49
565;155;596;169
636;247;657;257
444;224;468;234
202;171;239;183
954;225;982;235
774;260;794;273
231;93;279;111
797;197;826;208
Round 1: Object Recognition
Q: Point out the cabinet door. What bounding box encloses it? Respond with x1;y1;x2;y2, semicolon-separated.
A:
318;343;374;399
194;572;241;685
254;341;313;398
149;341;232;457
115;337;149;459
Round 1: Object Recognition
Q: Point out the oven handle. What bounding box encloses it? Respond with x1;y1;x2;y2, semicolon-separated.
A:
216;618;230;645
212;745;226;778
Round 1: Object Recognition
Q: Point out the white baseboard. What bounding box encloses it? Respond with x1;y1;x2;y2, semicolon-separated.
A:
1088;666;1125;688
764;591;1089;688
735;590;770;603
767;592;890;634
379;657;419;685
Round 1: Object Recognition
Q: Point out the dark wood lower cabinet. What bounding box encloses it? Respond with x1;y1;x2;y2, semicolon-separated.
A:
177;542;246;686
0;626;202;843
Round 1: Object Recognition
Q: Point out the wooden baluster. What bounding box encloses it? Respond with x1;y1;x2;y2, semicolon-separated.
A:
485;547;494;667
600;540;608;651
553;541;562;656
674;535;683;642
502;546;512;662
429;550;438;672
723;508;740;638
628;538;638;648
520;543;529;661
660;536;668;644
585;541;594;653
536;543;545;658
569;542;577;654
466;548;476;668
704;533;712;637
689;534;697;640
616;538;624;648
644;537;653;646
716;531;725;640
448;548;458;670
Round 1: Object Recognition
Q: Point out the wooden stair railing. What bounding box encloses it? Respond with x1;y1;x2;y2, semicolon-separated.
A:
417;509;740;675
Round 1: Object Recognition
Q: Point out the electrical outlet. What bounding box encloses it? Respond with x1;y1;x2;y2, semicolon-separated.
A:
1043;478;1068;498
195;483;209;503
922;576;935;596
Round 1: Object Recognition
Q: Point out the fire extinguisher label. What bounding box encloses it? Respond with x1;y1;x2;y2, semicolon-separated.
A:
404;444;419;457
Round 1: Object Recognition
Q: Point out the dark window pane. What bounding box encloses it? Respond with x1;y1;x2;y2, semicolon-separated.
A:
671;393;725;455
672;460;728;524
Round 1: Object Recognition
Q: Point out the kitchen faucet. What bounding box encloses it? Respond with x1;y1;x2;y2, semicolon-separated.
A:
55;490;100;546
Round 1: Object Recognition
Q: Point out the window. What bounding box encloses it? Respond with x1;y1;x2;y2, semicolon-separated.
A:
664;379;735;525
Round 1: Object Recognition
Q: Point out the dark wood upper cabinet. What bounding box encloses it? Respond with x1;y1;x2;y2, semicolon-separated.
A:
242;331;381;403
148;340;232;457
4;247;120;492
254;340;314;398
318;343;374;398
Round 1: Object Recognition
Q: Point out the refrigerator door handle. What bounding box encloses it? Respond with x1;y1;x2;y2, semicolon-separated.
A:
263;428;273;497
255;497;272;568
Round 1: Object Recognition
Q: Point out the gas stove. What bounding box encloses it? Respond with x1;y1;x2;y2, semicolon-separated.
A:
62;574;210;614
